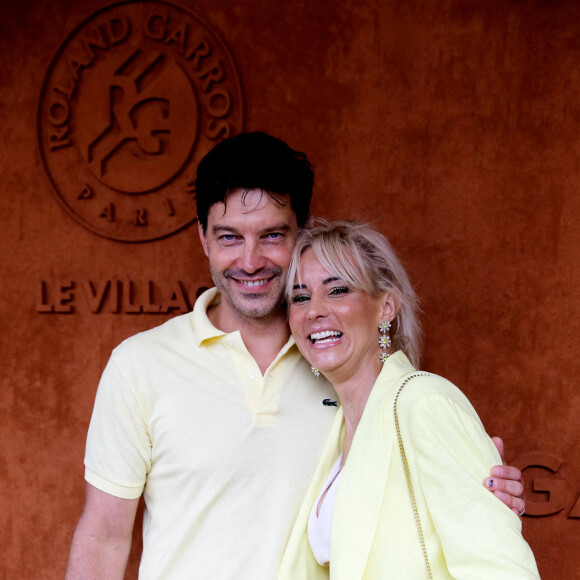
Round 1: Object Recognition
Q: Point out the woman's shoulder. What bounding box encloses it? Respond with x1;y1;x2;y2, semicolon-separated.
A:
386;368;479;423
398;369;463;398
384;370;494;463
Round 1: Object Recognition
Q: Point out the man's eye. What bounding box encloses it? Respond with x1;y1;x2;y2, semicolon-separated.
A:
329;286;349;295
265;232;283;240
219;234;238;243
291;294;310;303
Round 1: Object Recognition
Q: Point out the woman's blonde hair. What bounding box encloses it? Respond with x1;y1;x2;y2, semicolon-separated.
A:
286;220;422;367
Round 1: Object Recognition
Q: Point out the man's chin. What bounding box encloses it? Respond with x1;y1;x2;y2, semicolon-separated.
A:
233;294;284;319
213;279;285;319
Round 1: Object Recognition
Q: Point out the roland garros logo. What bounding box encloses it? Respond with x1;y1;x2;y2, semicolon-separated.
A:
38;0;243;242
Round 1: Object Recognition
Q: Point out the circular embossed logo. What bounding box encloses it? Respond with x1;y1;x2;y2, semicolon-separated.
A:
38;0;243;242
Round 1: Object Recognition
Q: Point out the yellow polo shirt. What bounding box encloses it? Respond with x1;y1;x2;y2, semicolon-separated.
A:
85;288;337;579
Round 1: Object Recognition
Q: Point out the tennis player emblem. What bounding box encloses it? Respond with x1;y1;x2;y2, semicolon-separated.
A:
38;0;243;242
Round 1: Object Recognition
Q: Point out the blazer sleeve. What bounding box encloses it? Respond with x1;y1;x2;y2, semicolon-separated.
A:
401;378;540;579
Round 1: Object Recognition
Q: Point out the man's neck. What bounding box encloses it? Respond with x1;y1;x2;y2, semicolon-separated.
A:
207;301;291;375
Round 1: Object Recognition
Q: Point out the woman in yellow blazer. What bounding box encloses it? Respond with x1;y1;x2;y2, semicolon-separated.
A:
278;221;539;579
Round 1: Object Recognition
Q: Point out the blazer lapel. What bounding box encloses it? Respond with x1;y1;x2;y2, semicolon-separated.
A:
330;353;415;580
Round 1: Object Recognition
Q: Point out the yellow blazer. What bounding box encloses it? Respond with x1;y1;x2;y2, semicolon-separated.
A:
278;352;539;579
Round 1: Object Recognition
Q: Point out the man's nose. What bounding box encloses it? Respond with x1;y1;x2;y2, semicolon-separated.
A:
240;241;266;273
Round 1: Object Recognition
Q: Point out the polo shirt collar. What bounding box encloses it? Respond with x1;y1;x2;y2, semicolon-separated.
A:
192;287;226;346
191;288;298;357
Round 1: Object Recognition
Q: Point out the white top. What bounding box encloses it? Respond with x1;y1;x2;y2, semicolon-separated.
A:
308;452;344;566
84;288;338;579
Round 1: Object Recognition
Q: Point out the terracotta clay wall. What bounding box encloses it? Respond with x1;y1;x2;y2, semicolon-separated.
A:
1;0;578;577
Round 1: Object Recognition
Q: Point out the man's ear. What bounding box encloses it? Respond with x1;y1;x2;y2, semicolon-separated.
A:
198;222;209;257
304;214;315;228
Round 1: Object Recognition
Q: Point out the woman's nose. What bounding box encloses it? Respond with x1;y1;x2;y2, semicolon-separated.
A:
307;295;328;320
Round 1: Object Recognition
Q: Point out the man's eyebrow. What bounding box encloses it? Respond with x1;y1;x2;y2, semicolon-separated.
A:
211;223;292;235
262;223;292;233
211;225;239;235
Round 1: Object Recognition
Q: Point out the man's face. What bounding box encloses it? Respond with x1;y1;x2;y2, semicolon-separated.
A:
199;188;299;322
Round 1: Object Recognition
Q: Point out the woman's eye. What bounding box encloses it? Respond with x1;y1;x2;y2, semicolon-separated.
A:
291;294;310;303
329;286;349;295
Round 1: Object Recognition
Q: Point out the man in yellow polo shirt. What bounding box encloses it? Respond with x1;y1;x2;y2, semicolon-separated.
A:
66;133;525;579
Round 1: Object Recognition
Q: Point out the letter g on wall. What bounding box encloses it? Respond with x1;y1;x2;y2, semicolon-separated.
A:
512;452;580;518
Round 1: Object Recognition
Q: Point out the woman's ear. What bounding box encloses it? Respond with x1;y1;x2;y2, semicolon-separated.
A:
379;291;399;323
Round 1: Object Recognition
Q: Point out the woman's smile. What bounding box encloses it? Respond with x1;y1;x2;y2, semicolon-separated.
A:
309;330;343;345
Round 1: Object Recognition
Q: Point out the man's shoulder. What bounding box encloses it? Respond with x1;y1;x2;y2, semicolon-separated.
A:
113;311;196;359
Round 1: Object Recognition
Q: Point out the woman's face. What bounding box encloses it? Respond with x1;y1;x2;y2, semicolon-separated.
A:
289;248;390;384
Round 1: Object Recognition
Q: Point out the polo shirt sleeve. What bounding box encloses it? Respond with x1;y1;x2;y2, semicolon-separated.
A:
407;383;539;579
84;354;151;500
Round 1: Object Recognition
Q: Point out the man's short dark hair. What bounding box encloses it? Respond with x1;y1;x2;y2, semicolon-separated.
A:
195;132;314;231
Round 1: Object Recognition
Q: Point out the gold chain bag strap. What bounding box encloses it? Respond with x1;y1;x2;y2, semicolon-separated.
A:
393;372;433;580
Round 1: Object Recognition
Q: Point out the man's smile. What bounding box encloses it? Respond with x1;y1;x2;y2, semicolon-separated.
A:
238;278;271;287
